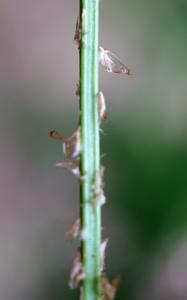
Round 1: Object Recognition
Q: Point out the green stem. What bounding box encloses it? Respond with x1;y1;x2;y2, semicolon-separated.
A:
80;0;101;299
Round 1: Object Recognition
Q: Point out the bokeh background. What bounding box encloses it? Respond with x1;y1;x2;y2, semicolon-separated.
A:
0;0;187;299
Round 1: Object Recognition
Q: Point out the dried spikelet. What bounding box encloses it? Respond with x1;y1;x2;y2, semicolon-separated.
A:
49;126;81;158
49;130;66;142
66;219;81;240
98;91;107;121
102;275;120;300
91;192;106;208
93;165;105;194
98;165;105;193
63;126;81;158
100;238;109;271
99;46;132;75
55;161;80;178
69;248;85;289
74;17;81;46
91;165;106;208
99;165;105;189
74;10;87;48
66;218;86;240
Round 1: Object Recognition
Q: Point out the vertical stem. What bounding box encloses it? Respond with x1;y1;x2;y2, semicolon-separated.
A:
80;0;101;300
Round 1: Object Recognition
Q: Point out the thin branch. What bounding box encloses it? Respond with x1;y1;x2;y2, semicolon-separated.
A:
80;0;101;299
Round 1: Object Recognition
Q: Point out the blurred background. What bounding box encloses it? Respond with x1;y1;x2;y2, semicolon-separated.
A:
0;0;187;299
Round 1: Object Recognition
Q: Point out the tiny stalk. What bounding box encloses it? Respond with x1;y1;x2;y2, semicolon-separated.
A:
49;1;132;299
80;1;101;300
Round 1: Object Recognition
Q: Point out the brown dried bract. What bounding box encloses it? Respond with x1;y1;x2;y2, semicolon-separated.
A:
49;130;66;142
97;165;105;194
74;17;81;46
49;126;81;158
91;165;106;208
66;218;80;240
63;126;81;158
98;91;107;122
74;11;87;48
100;238;109;271
93;165;105;194
102;275;120;300
56;161;80;178
99;46;132;75
99;165;105;188
91;192;106;208
69;248;85;289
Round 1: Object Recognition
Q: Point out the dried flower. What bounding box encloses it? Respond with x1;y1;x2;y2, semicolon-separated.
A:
66;218;81;240
74;17;81;46
99;46;132;75
91;192;106;208
100;239;108;271
74;10;87;48
55;161;80;178
63;126;81;158
102;275;120;300
49;130;65;142
49;126;81;158
91;165;106;208
98;91;107;121
69;248;85;289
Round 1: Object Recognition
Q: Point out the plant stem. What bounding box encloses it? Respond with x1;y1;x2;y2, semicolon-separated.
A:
80;0;101;299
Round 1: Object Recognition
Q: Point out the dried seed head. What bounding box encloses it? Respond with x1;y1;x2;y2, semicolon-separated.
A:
49;130;66;142
49;126;81;159
63;126;81;158
98;91;107;121
100;165;105;187
69;248;85;289
100;238;109;271
74;17;80;46
91;192;106;209
99;46;132;75
74;10;87;48
102;275;120;300
96;165;105;193
91;165;106;208
66;219;81;240
55;161;80;178
98;193;106;206
66;219;87;241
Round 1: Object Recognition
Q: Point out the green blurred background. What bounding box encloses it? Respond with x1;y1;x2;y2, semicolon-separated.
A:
0;0;187;299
